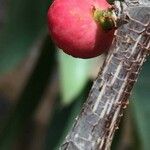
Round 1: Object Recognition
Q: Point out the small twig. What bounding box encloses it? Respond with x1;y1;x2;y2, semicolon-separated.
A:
60;1;150;150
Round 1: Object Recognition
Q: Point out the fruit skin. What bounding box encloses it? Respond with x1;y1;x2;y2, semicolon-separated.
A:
47;0;115;58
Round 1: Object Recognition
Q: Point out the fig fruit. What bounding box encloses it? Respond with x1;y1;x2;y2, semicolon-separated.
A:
47;0;115;58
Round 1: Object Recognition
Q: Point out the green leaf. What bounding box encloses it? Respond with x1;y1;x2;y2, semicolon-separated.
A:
0;36;56;150
0;0;51;74
132;59;150;150
58;50;94;105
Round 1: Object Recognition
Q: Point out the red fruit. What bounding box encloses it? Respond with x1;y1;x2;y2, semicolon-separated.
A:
47;0;115;58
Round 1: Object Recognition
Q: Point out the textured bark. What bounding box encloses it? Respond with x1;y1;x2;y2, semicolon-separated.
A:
60;1;150;150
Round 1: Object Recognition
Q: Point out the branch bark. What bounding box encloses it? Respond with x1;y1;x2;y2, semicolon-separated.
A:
60;1;150;150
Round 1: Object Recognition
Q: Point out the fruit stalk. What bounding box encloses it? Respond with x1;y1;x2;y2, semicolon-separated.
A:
60;1;150;150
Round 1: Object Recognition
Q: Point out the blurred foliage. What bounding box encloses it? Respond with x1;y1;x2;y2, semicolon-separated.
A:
0;0;50;73
44;81;92;150
132;59;150;150
58;50;94;105
0;0;149;150
0;36;56;150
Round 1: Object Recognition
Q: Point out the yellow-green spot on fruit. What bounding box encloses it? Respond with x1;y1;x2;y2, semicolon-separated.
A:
93;8;115;31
